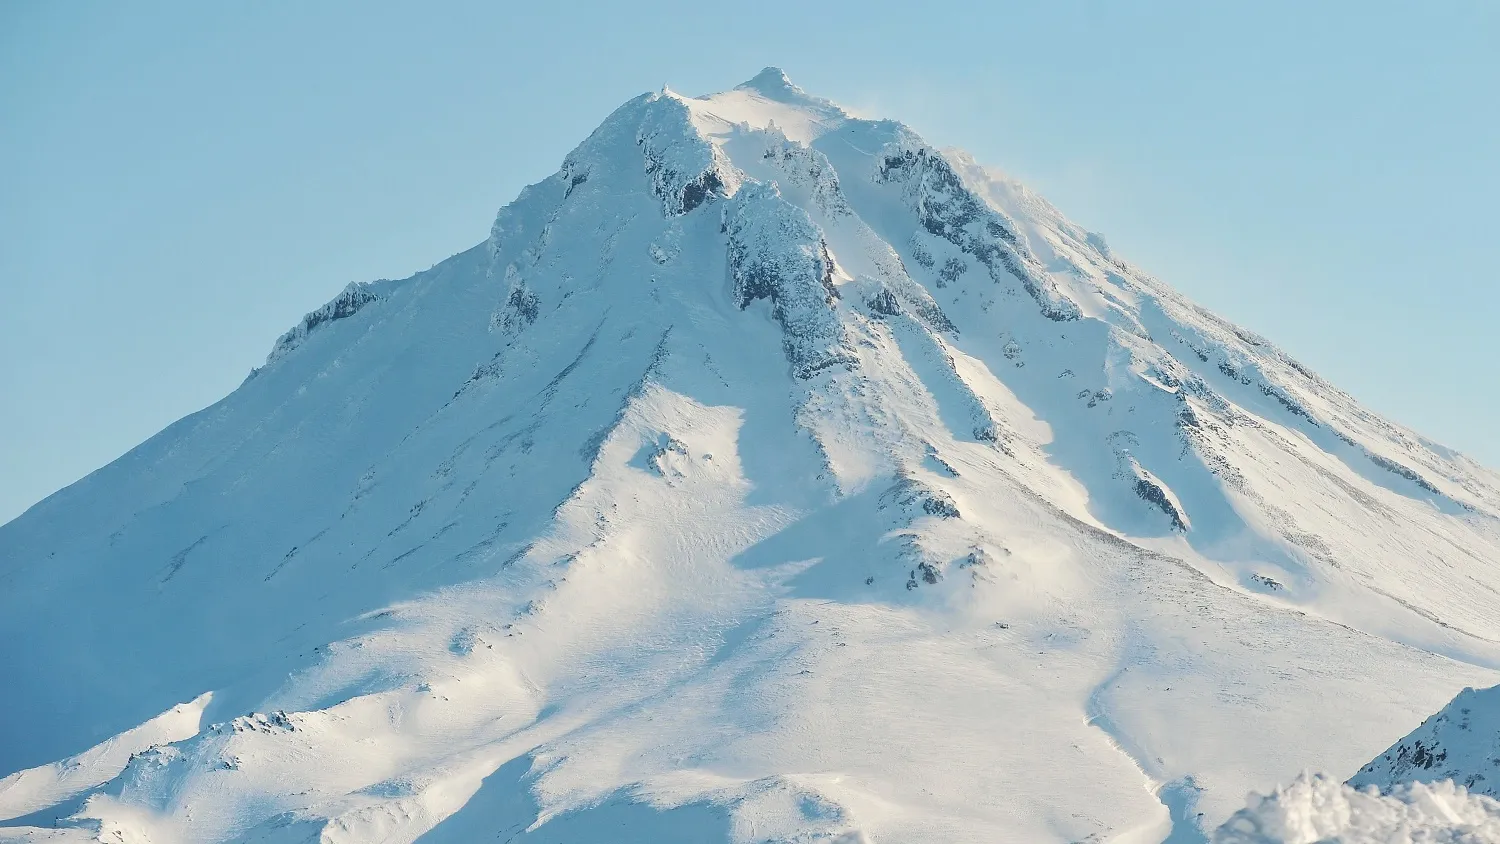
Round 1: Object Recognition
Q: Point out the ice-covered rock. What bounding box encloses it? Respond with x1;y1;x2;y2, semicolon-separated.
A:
723;181;852;378
264;281;384;363
1352;685;1500;798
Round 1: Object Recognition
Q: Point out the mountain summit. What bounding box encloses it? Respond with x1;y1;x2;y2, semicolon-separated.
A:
4;71;1500;843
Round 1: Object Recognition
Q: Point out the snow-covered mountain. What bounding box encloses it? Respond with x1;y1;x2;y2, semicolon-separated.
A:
4;68;1500;844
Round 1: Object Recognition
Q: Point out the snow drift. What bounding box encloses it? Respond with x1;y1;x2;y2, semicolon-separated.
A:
1213;774;1500;844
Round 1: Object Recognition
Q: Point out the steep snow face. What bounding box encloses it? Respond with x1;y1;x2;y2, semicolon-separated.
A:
3;69;1500;843
1351;684;1500;798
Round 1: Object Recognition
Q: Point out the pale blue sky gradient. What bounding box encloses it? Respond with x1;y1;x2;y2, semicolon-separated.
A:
2;1;1496;523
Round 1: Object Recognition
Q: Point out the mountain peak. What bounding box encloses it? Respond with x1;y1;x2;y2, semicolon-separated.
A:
686;67;846;142
737;66;796;94
731;66;836;111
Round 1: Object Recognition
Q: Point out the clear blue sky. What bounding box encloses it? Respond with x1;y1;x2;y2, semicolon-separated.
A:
2;1;1496;524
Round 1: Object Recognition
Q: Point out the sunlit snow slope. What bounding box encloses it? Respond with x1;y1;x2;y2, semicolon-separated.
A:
4;68;1500;844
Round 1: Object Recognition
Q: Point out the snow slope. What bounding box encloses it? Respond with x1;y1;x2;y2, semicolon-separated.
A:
4;68;1500;843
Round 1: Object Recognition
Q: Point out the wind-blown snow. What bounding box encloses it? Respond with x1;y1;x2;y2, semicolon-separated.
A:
3;67;1500;843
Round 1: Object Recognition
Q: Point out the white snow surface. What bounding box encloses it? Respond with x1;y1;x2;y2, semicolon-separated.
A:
0;695;211;825
1213;774;1500;844
3;68;1500;842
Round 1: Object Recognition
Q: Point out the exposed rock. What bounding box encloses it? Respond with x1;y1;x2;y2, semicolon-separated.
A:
1351;684;1500;798
877;141;1080;322
266;282;383;363
724;181;853;379
637;94;738;216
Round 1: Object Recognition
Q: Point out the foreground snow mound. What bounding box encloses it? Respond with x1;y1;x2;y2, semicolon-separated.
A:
1214;774;1500;843
1352;685;1500;798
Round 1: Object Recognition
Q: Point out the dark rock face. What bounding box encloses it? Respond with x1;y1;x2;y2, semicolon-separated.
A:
636;95;732;217
1134;476;1188;532
881;476;961;521
868;288;902;317
678;169;725;214
495;284;541;335
307;287;378;331
758;132;850;217
268;282;383;362
1367;453;1443;496
723;183;853;379
1350;685;1500;798
877;144;1080;322
1250;574;1283;591
916;561;941;585
921;495;961;519
1257;381;1315;423
561;158;590;200
937;257;967;287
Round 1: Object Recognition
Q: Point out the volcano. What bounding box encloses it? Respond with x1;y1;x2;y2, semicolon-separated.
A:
4;69;1499;843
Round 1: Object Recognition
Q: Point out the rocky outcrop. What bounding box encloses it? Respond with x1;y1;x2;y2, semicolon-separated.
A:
637;94;737;216
876;141;1080;322
266;282;383;363
1350;684;1500;797
724;182;853;379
